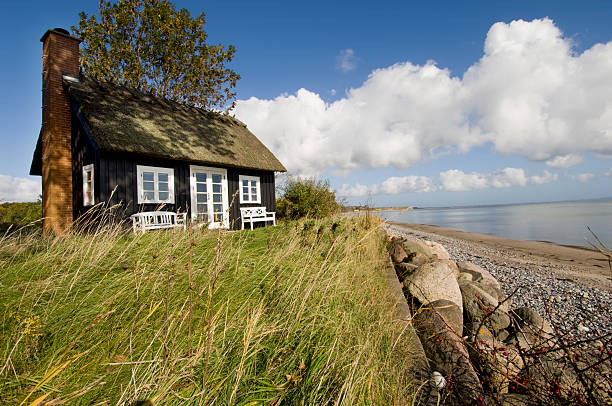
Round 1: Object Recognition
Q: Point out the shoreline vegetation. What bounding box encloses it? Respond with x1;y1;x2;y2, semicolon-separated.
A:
0;216;424;404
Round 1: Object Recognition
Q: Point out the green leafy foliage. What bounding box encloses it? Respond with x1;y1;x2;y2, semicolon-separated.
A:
276;177;341;220
72;0;240;110
0;202;42;233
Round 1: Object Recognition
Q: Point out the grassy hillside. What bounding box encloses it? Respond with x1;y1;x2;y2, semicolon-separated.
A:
0;202;42;234
0;216;422;404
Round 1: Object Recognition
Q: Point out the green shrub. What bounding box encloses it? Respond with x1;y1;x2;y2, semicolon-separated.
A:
276;177;340;219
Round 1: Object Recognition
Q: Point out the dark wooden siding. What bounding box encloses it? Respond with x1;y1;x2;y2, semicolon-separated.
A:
96;151;277;229
97;151;190;215
227;168;276;230
71;111;96;219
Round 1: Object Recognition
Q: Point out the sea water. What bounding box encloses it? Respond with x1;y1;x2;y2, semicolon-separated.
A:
379;199;612;248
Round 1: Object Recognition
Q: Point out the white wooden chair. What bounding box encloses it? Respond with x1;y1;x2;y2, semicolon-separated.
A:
240;207;276;230
130;211;186;233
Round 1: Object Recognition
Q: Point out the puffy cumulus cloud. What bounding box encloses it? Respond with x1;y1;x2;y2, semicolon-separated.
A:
440;169;489;192
337;49;358;72
338;175;436;197
235;18;612;176
439;168;557;191
545;154;584;168
236;62;477;176
572;173;595;183
339;167;559;196
464;19;612;161
0;175;40;202
529;170;558;184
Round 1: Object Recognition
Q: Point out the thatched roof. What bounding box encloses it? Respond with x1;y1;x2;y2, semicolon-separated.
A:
63;77;285;172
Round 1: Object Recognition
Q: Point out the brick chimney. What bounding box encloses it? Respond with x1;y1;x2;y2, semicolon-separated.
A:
40;28;80;234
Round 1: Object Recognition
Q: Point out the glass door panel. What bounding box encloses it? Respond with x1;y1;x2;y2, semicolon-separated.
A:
190;167;228;228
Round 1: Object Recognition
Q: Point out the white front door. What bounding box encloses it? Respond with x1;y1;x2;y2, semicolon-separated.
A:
189;165;229;228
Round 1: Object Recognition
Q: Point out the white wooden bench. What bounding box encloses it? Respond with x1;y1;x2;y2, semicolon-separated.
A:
240;207;276;230
130;211;186;233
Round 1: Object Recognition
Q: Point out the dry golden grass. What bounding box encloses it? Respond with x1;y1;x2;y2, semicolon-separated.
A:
0;214;423;405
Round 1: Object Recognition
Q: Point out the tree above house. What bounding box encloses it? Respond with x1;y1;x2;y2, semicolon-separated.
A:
72;0;240;111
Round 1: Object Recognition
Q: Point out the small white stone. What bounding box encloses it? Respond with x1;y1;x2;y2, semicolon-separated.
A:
431;371;447;389
577;325;590;332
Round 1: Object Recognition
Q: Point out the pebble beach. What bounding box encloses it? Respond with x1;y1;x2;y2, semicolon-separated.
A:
384;222;612;340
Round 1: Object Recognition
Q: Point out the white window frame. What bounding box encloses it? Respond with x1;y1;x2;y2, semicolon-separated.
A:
137;165;175;204
239;175;261;204
82;164;94;206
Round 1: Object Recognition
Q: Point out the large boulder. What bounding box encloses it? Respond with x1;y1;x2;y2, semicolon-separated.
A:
471;340;524;394
412;308;486;405
401;239;434;266
423;240;451;260
389;238;408;263
439;259;460;277
459;279;510;332
394;262;418;282
515;356;609;405
508;307;554;349
427;299;463;337
405;262;463;309
457;261;506;305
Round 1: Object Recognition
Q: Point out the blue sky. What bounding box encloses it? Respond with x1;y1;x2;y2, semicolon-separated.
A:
1;0;612;207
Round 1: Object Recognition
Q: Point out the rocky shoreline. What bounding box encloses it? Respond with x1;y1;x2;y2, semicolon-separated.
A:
384;223;612;341
383;222;612;405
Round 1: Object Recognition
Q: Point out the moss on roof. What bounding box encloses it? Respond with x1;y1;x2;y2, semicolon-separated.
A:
64;77;286;172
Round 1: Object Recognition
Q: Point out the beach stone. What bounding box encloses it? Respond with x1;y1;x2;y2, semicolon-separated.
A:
438;259;460;276
457;272;473;282
469;329;524;394
457;261;506;306
509;307;554;348
406;262;463;308
401;239;434;265
412;307;486;405
423;240;451;260
389;238;408;263
394;262;418;282
427;299;463;337
459;279;510;332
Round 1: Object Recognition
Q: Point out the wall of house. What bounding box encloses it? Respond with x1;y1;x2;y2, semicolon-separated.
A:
94;151;277;230
71;111;96;220
227;169;276;230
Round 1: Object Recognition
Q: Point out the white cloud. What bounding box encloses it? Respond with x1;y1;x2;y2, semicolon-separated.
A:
603;168;612;176
235;18;612;177
0;175;40;202
336;49;358;72
339;175;436;197
340;167;557;196
572;173;595;183
529;170;558;184
440;169;489;191
440;168;555;192
545;154;584;168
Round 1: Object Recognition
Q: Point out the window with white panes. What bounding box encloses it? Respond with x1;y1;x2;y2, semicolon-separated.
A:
137;165;175;204
82;164;94;206
239;175;260;203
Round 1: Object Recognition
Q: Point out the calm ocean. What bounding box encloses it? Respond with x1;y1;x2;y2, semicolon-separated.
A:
379;199;612;248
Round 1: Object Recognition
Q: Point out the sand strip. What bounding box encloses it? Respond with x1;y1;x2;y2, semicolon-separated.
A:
389;221;612;291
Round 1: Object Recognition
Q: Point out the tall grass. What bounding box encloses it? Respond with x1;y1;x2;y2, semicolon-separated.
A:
0;215;423;404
